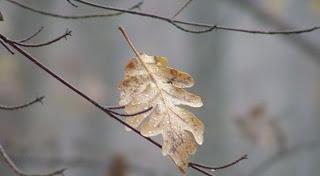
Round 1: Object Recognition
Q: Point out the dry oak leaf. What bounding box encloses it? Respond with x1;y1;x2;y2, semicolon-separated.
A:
119;53;204;173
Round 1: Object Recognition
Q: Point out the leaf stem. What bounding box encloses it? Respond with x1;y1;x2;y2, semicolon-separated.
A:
118;26;141;57
118;26;159;85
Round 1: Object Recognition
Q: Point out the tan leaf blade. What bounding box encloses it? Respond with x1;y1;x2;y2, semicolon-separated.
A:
119;53;204;173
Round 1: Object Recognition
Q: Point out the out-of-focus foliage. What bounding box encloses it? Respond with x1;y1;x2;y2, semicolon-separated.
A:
235;103;286;151
0;11;3;21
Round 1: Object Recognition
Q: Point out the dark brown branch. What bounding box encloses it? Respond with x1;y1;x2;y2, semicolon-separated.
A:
71;0;320;35
171;22;320;34
189;154;248;170
0;143;66;176
66;0;78;8
18;26;44;43
12;29;71;48
0;96;44;111
105;105;125;110
5;0;143;19
109;107;153;117
0;31;245;175
172;0;192;18
189;166;215;176
0;40;15;54
248;141;320;176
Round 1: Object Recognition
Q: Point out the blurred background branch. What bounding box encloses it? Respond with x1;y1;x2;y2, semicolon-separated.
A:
6;154;159;176
248;140;320;176
226;0;320;64
0;143;66;176
171;0;192;19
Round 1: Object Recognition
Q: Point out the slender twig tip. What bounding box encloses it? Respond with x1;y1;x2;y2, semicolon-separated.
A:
135;1;144;11
66;0;78;8
118;26;124;32
19;26;44;43
37;96;45;104
243;154;248;160
65;29;72;39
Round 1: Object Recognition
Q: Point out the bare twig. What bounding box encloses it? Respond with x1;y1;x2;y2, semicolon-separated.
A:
66;0;78;8
248;141;320;176
0;40;14;54
12;29;71;48
4;0;143;19
190;166;215;176
189;154;248;170
18;26;44;43
71;0;320;35
0;143;66;176
109;107;153;117
0;29;245;175
0;96;44;111
172;0;192;18
105;105;125;110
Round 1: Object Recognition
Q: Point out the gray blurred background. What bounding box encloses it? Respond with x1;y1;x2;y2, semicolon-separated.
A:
0;0;320;176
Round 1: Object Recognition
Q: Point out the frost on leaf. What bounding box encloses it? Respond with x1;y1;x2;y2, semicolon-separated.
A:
118;53;204;173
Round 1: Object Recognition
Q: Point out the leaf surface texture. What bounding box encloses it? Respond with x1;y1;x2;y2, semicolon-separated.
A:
119;53;204;173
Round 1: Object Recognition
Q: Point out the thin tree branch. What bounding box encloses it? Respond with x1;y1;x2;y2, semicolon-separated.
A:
70;0;320;35
66;0;78;8
172;0;192;18
18;26;44;43
109;107;153;117
12;29;72;48
4;0;143;19
189;166;215;176
105;105;125;110
0;143;66;176
0;96;44;111
248;141;320;176
0;40;15;54
189;154;248;170
0;31;245;175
